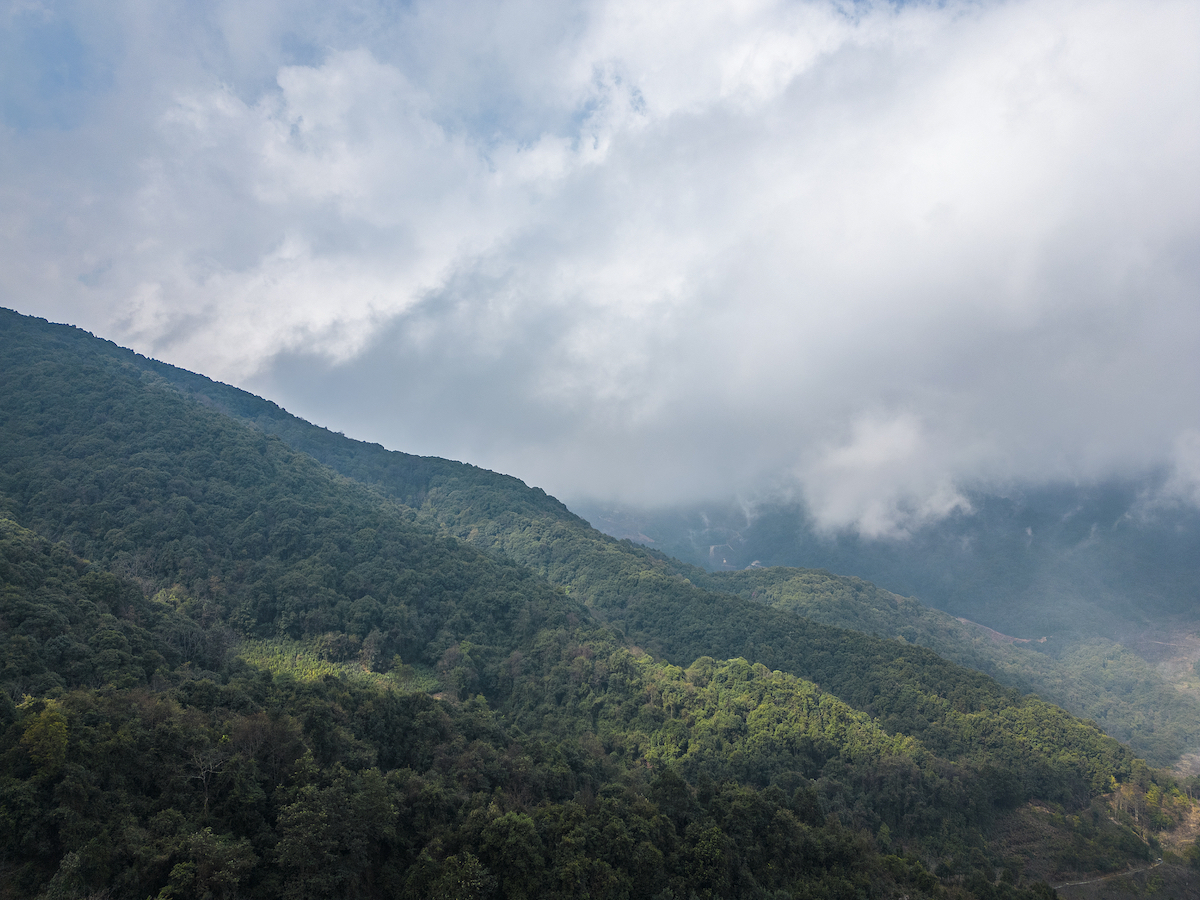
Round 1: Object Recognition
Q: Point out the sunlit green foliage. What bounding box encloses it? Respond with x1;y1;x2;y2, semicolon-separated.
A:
234;638;440;693
703;566;1200;767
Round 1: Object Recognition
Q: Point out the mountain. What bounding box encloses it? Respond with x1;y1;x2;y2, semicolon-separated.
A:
570;489;1200;640
688;566;1200;770
1;307;1196;898
136;317;1200;772
571;489;1200;771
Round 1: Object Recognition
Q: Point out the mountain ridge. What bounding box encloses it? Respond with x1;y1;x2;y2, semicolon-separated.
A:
2;306;1195;897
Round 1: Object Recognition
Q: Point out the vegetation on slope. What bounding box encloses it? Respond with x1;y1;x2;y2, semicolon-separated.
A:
700;567;1200;768
1;515;1075;899
2;307;1194;898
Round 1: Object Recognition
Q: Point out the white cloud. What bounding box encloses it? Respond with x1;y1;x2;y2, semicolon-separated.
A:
796;414;974;537
1158;430;1200;509
3;0;1200;529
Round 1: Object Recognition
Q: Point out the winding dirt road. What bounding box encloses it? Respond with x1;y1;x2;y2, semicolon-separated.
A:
1053;859;1163;890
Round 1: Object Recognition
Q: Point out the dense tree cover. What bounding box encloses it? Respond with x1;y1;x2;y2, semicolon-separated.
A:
0;518;191;697
0;308;1187;896
0;670;1021;899
0;518;1063;898
14;308;1186;766
0;323;583;689
700;568;1200;767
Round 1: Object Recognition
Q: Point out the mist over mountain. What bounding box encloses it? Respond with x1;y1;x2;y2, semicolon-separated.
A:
571;481;1200;641
573;484;1200;773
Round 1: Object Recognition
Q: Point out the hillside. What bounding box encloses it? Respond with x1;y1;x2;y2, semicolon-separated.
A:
694;567;1200;769
571;490;1200;641
571;494;1200;772
51;309;1197;769
146;327;1200;772
1;307;1193;898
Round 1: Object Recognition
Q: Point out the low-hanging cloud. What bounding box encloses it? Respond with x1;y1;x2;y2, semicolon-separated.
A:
3;0;1199;533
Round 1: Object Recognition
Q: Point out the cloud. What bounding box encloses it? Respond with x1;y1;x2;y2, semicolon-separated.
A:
1143;430;1200;512
3;0;1199;529
796;414;974;538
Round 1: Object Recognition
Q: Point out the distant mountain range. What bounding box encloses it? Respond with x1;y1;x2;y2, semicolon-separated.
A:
2;306;1197;898
572;485;1200;642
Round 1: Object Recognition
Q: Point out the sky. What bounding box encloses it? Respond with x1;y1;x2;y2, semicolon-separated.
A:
2;0;1199;537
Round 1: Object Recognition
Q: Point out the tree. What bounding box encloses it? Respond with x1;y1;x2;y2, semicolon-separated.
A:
20;698;67;780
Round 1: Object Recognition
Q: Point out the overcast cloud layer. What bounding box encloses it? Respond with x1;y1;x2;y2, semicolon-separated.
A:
3;0;1199;535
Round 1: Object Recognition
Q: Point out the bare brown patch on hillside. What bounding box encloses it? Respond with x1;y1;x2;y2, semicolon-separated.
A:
954;617;1047;645
1056;862;1200;900
1160;797;1200;856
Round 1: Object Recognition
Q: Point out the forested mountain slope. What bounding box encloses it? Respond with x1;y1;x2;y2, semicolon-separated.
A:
696;568;1200;769
569;503;1200;772
1;307;1193;898
3;515;986;900
0;312;1171;768
62;307;1200;771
